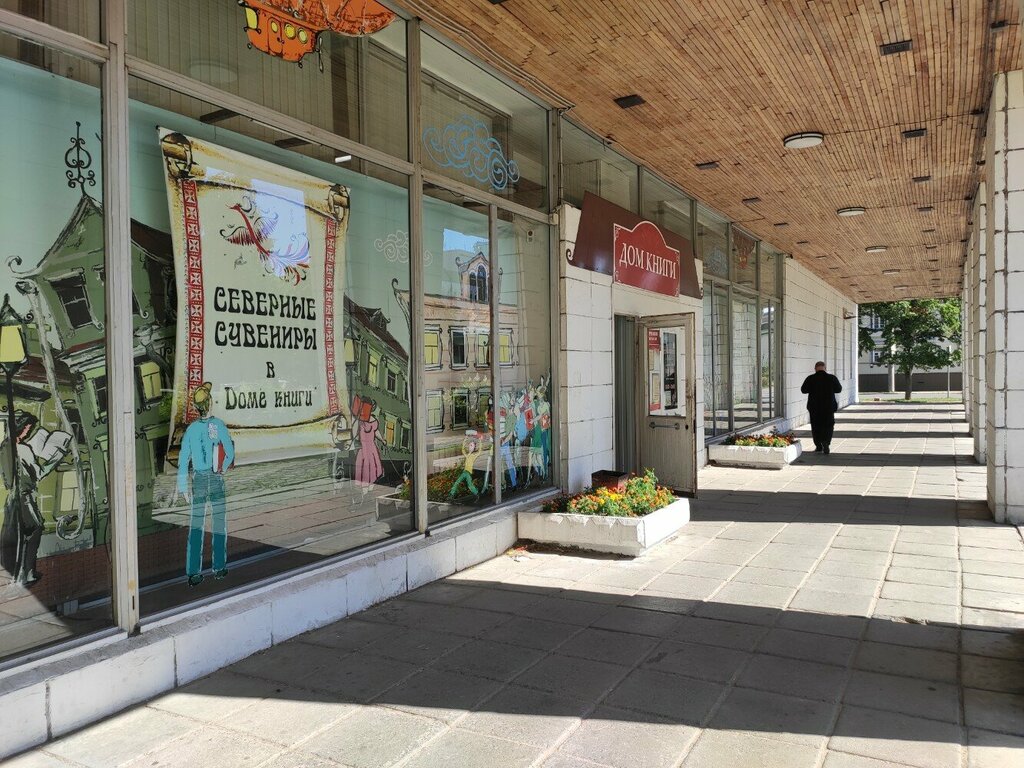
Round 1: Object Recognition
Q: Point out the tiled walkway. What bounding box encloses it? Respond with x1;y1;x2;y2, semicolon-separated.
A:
10;403;1024;768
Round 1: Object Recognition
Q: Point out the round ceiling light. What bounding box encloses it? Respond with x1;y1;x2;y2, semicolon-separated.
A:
783;132;824;149
837;207;866;217
865;245;888;253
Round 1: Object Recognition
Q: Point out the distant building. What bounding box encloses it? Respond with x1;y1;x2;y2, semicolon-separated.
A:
341;295;412;480
858;310;961;393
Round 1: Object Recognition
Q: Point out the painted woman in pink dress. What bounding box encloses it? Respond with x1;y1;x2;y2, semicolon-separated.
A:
354;406;384;487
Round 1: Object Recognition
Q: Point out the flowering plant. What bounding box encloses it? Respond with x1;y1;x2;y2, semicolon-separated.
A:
542;470;675;518
396;466;464;501
725;430;797;448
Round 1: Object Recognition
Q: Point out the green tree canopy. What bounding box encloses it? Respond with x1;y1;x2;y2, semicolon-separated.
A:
859;299;961;399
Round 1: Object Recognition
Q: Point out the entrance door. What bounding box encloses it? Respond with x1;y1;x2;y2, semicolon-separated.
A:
638;314;696;495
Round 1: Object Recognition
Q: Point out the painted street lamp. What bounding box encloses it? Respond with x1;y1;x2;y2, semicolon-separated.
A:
0;294;28;509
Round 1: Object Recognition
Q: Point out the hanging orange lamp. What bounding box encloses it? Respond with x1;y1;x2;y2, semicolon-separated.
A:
238;0;397;65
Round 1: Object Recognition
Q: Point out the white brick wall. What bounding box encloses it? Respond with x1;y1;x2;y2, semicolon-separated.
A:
983;70;1024;525
776;259;859;433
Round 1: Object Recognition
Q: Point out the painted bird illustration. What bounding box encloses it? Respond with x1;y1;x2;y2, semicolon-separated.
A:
220;195;310;284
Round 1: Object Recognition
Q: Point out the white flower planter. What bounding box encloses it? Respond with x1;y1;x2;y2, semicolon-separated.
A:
708;442;803;469
517;497;690;557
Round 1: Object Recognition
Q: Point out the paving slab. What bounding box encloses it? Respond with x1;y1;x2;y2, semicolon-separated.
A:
557;707;699;768
682;730;820;768
828;706;962;768
853;640;958;683
459;684;588;747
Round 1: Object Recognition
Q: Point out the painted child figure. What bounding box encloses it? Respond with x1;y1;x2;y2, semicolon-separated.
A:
176;382;235;586
498;391;518;490
449;435;481;501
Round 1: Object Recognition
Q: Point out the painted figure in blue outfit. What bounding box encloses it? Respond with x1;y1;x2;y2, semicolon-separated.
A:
176;382;235;587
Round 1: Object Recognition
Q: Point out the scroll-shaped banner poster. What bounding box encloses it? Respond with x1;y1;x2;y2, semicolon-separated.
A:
159;128;351;465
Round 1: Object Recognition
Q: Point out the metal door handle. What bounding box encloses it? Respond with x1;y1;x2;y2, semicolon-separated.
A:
649;421;681;430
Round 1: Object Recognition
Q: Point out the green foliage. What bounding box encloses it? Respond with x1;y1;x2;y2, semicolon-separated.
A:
858;324;877;357
542;470;676;518
859;299;961;399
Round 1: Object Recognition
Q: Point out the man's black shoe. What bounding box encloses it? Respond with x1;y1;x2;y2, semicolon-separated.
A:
823;446;830;455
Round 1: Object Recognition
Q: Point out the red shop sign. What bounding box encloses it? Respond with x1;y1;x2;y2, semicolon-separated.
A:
612;221;681;297
647;328;661;351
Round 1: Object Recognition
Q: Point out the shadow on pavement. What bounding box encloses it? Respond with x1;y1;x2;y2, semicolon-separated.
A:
145;576;1022;755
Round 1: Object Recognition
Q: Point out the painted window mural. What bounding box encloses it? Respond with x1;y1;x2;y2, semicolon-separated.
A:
408;187;552;520
128;78;414;614
496;212;552;500
0;40;113;660
0;0;554;661
420;34;548;210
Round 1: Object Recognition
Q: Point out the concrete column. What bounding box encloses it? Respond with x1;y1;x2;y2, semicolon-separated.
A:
971;187;987;463
984;71;1024;525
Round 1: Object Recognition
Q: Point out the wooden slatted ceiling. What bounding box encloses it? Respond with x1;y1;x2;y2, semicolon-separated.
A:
396;0;1020;301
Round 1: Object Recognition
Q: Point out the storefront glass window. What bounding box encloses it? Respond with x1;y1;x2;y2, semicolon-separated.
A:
702;282;715;437
422;185;492;517
561;120;637;211
761;302;777;420
128;78;413;614
732;228;757;290
760;244;780;298
0;38;112;661
128;0;409;160
421;34;547;209
0;0;100;40
496;212;552;499
640;171;692;240
732;293;759;429
696;206;728;279
704;284;731;437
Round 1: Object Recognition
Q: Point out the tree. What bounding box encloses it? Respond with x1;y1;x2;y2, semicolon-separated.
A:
859;299;961;400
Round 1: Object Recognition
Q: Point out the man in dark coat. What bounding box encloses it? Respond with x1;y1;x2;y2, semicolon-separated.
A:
801;361;842;454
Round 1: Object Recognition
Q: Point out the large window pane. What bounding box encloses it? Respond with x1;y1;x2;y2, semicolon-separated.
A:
760;243;781;298
129;0;408;160
705;284;731;437
128;78;413;615
421;185;492;519
702;283;715;436
641;170;692;241
561;119;637;211
696;206;729;280
732;228;757;290
732;293;758;430
761;302;776;419
0;38;111;660
496;213;552;499
0;0;100;40
421;34;547;210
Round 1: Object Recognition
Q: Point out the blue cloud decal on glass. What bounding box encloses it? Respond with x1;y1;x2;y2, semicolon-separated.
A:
423;115;520;192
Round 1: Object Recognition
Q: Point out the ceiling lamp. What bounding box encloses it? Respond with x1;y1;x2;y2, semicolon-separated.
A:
865;245;887;253
837;207;865;217
783;132;824;149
